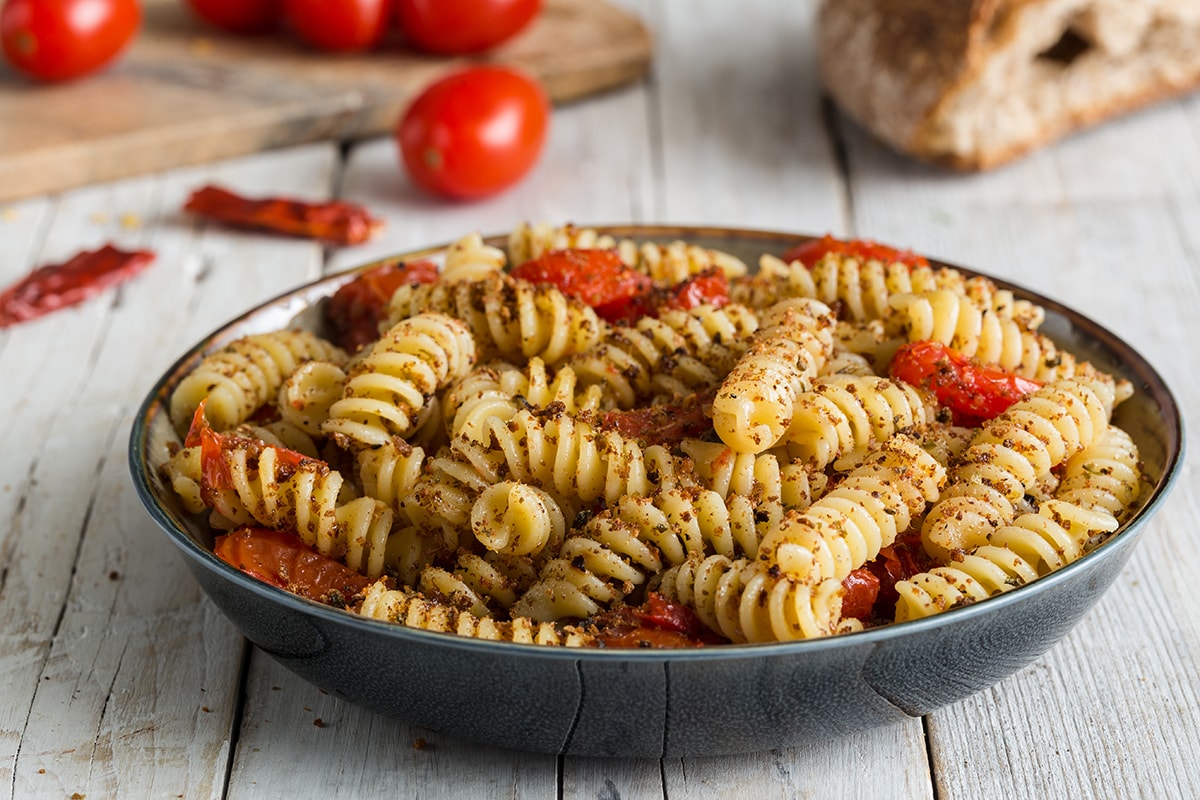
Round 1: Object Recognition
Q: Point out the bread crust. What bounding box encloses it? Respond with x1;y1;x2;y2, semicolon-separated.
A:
819;0;1200;169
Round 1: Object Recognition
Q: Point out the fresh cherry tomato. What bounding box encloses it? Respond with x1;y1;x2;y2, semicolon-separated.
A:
283;0;389;52
511;249;650;309
781;234;929;270
395;0;540;55
215;527;373;603
889;340;1042;423
1;0;140;82
397;66;550;200
184;0;281;35
326;259;440;352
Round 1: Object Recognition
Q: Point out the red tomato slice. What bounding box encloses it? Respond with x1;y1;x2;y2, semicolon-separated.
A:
215;527;372;603
889;340;1042;423
511;249;651;310
326;259;440;352
781;234;929;270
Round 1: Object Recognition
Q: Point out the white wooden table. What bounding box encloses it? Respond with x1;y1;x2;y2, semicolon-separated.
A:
2;3;1198;798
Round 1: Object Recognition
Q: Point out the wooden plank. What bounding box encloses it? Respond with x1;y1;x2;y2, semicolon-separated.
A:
838;74;1200;800
565;722;933;800
0;0;652;203
0;145;337;800
643;0;845;234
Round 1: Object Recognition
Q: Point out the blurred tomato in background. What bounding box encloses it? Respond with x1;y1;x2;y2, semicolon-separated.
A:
1;0;140;81
184;0;279;35
282;0;390;52
396;65;550;200
396;0;541;54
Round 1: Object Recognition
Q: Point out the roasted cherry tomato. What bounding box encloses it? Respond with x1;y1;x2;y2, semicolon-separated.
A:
326;259;440;352
597;267;730;325
186;402;315;493
215;527;372;604
865;532;933;620
598;389;714;447
397;66;550;200
511;248;650;310
889;340;1042;424
781;234;929;270
596;592;727;648
184;0;281;34
283;0;390;52
396;0;540;54
1;0;141;82
840;567;881;621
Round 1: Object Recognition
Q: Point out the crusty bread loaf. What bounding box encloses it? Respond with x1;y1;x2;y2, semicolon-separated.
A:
818;0;1200;169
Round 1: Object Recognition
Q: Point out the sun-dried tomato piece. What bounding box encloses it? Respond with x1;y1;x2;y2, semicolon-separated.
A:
0;244;155;328
184;184;383;245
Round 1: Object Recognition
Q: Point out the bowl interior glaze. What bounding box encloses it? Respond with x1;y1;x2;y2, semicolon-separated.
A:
130;226;1183;757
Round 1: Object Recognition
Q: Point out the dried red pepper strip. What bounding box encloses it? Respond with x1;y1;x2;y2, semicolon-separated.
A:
0;244;155;329
184;184;384;245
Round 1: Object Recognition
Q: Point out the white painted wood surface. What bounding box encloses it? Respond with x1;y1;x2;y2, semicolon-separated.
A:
1;2;1197;798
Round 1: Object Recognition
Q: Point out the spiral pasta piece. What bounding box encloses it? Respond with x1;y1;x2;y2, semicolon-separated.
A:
630;240;749;282
440;231;507;282
387;273;602;366
784;375;936;469
712;298;835;453
895;499;1119;621
209;445;395;578
169;330;348;434
660;554;856;642
757;435;946;583
567;303;759;409
278;360;347;437
471;481;567;558
445;359;602;444
1055;424;1143;525
356;440;426;518
323;312;477;448
419;551;539;615
507;221;621;266
359;581;594;646
679;439;827;520
922;376;1115;561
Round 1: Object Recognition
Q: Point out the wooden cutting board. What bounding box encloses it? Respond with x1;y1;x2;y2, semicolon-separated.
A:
0;0;652;203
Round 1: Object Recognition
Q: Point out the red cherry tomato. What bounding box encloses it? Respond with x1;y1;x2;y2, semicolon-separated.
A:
326;259;440;352
283;0;390;52
597;267;730;325
840;567;881;621
511;249;650;309
1;0;140;82
889;340;1042;423
395;0;540;55
184;0;281;35
215;527;373;603
781;234;929;270
397;66;550;200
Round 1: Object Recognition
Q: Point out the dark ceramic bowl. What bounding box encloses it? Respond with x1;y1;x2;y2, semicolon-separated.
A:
130;225;1183;757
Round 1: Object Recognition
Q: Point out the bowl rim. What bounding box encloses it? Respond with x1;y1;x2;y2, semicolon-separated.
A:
129;223;1187;662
